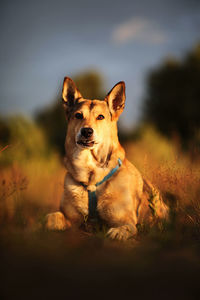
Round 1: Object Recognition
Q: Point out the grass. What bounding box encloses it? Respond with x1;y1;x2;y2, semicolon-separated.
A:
0;158;65;230
1;124;200;299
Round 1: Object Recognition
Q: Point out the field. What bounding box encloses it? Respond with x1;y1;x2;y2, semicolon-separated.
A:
1;120;200;299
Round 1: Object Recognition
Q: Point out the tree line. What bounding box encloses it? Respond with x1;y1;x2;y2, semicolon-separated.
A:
1;43;200;157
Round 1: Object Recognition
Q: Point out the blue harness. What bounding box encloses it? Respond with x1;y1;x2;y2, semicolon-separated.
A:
82;158;122;220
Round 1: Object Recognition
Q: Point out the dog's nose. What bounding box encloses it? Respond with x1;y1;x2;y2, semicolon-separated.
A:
81;127;93;138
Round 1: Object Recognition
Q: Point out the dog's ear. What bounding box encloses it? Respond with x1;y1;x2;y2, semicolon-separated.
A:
62;77;82;109
105;81;125;120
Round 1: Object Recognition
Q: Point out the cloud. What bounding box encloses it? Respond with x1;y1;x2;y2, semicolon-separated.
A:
112;17;167;44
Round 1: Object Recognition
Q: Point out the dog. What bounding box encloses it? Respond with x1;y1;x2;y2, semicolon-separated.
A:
45;77;168;240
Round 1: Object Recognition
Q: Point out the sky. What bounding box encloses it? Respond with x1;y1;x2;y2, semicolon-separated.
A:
0;0;200;129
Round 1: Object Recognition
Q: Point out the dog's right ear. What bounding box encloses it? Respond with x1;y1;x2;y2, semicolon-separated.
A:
62;77;82;109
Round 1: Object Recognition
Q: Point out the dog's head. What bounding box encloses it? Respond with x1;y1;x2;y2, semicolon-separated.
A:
62;77;125;150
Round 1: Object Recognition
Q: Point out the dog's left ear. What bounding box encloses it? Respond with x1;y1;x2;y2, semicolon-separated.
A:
105;81;126;120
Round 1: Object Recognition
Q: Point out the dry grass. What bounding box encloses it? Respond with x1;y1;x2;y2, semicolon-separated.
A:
125;142;200;206
0;156;65;229
124;126;200;241
1;125;200;299
1;126;200;239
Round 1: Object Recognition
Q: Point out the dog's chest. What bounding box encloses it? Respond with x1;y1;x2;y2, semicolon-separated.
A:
72;149;107;185
65;176;106;218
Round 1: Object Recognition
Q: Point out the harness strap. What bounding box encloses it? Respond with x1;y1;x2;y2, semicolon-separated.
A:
88;190;98;219
84;158;122;219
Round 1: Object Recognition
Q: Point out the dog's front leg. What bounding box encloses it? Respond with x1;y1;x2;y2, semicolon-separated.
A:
107;224;137;241
104;206;138;241
45;211;71;231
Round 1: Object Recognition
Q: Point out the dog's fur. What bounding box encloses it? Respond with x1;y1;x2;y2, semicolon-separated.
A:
45;77;168;240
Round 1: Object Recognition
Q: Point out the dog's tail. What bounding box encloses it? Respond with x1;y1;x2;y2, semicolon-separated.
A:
143;178;169;219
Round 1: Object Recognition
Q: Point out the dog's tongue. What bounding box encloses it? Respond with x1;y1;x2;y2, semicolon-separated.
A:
77;140;94;147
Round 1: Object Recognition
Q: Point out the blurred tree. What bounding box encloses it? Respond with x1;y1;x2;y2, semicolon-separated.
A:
0;116;10;145
35;70;105;154
0;115;52;165
143;43;200;152
73;70;105;100
36;102;66;155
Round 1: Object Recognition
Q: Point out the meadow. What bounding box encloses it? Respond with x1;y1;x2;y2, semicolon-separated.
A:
1;116;200;299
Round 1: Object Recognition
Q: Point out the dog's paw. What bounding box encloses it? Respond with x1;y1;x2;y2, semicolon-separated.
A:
106;225;136;241
45;212;70;231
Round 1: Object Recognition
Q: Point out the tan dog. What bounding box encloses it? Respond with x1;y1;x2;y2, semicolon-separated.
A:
46;77;168;240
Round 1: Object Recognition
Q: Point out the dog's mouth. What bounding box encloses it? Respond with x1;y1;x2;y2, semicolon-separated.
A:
77;140;96;148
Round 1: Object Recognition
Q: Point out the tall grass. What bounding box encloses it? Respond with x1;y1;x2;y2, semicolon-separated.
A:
1;119;200;300
124;125;200;241
1;119;200;241
0;159;65;229
0;116;65;229
124;125;200;205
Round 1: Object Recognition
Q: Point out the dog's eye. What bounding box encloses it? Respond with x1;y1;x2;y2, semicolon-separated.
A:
97;114;105;120
75;113;83;119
